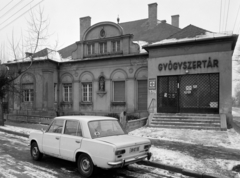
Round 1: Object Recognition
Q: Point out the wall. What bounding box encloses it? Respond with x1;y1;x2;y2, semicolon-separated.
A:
60;55;148;115
8;60;58;115
127;117;148;132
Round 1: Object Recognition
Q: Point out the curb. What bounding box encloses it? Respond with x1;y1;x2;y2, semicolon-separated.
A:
138;160;226;178
0;127;29;138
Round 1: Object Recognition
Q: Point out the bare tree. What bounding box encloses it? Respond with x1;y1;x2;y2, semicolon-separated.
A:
0;6;51;126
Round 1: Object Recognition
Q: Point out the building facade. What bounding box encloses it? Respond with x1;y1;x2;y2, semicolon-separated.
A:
5;3;238;129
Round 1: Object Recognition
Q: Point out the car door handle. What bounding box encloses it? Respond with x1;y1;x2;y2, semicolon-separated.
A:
55;137;60;140
75;140;81;143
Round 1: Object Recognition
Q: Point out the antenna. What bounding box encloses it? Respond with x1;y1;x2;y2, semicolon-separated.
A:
117;15;120;24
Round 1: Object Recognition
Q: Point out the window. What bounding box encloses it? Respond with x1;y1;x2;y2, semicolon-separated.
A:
113;81;125;101
63;84;72;102
112;41;120;52
99;42;107;54
82;83;92;102
48;120;64;134
64;120;82;136
54;83;57;102
88;120;125;139
22;84;34;102
87;44;95;55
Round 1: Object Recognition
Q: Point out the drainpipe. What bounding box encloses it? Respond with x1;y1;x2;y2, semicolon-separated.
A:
57;63;60;115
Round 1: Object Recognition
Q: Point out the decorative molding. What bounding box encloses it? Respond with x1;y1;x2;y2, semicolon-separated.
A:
111;101;126;106
79;102;93;106
97;91;107;97
128;68;134;74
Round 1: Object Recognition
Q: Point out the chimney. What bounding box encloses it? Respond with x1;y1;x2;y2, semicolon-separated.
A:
171;15;179;28
80;16;91;41
148;3;158;29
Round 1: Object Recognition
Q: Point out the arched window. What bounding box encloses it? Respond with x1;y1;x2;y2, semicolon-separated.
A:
111;69;127;102
80;72;94;102
61;74;73;102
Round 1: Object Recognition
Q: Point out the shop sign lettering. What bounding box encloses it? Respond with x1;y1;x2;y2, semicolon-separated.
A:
158;57;218;71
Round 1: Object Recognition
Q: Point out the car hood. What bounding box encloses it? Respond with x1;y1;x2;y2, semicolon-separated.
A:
96;135;150;148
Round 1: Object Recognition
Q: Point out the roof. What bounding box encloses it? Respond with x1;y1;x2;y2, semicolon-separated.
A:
119;18;181;43
143;33;238;49
166;24;211;39
5;48;62;64
58;43;77;59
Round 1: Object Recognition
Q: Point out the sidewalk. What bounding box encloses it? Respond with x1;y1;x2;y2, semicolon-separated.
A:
1;117;240;178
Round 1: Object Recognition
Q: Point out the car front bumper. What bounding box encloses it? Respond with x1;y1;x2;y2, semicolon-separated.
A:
107;152;152;167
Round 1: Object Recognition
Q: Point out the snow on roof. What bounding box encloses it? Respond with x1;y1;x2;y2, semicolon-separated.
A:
5;49;63;64
146;31;235;47
133;41;148;53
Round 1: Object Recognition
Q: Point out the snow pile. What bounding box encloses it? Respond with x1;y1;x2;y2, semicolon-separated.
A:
0;125;37;135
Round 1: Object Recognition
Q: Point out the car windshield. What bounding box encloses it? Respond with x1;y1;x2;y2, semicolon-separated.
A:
88;120;125;138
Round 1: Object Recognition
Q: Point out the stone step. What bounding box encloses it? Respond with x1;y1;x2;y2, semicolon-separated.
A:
154;113;220;117
151;121;220;127
151;118;220;123
148;125;221;131
153;115;220;120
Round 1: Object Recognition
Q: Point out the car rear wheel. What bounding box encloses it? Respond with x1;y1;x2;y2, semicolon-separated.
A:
30;142;43;161
77;154;94;178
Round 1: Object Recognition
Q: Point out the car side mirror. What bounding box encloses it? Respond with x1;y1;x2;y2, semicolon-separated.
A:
41;128;45;133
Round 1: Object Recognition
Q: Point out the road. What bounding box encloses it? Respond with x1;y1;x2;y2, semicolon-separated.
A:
0;131;181;178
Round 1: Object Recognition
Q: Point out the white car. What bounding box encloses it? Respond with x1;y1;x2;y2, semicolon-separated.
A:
29;116;152;177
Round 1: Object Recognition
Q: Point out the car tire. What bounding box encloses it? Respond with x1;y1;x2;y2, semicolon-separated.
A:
30;142;43;161
77;154;94;178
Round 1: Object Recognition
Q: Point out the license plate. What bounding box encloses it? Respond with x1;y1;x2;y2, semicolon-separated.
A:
130;147;139;153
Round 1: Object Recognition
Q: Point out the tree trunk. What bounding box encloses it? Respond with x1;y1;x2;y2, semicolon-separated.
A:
0;101;4;126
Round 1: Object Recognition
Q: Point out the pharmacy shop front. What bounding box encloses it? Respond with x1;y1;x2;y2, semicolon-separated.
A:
144;35;238;120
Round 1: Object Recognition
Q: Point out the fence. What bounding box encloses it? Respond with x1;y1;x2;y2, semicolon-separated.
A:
6;114;54;125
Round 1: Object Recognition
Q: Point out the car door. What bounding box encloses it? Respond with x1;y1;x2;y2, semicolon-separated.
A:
60;120;83;161
42;119;64;157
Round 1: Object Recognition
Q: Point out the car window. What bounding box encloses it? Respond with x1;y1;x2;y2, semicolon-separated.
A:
47;120;64;134
88;120;125;138
64;120;82;136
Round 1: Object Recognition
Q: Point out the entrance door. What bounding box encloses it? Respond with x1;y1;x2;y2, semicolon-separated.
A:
138;80;147;110
157;76;179;113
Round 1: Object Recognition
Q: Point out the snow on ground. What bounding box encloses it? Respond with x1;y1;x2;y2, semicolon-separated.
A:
130;127;240;177
0;132;58;178
129;127;240;149
1;123;240;177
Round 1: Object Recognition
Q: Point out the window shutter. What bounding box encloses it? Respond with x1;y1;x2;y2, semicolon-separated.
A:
114;81;125;101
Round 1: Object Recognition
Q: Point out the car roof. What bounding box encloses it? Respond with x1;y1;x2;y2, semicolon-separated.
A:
54;115;118;122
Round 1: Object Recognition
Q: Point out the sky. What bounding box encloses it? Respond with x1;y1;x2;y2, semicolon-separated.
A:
0;0;240;93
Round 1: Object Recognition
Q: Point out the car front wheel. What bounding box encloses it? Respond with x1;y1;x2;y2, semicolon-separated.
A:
77;154;94;178
30;142;43;161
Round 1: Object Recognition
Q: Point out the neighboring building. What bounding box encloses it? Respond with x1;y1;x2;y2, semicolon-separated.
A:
5;3;238;130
